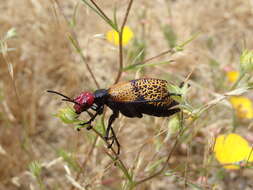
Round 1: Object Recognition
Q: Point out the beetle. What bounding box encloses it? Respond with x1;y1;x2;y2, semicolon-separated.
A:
48;78;181;154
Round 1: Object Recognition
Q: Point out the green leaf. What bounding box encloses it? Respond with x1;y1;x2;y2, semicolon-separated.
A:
175;32;200;52
69;2;79;28
126;38;146;67
113;5;118;30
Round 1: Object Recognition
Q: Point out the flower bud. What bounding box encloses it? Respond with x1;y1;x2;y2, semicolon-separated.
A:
240;49;253;73
56;107;79;124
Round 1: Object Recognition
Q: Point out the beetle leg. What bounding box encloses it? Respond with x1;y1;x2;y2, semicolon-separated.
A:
166;108;181;116
105;111;119;152
105;111;119;139
86;110;94;118
107;138;114;150
79;105;104;129
79;111;99;127
77;124;93;131
164;92;182;98
82;111;95;130
179;81;191;88
108;127;120;154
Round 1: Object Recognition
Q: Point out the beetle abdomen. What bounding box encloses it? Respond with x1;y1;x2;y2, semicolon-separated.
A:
107;78;179;117
108;78;174;105
107;81;136;102
134;100;179;117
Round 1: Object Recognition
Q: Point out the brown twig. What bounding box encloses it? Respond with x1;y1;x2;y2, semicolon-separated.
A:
89;0;112;25
114;0;134;84
54;0;100;89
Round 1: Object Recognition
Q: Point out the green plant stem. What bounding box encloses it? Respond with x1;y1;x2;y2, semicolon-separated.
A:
128;49;174;69
81;0;117;30
247;147;253;165
104;151;133;183
89;126;133;182
114;0;134;84
89;0;110;23
115;31;124;84
125;33;199;70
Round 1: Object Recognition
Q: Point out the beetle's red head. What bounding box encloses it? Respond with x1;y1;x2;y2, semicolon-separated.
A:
73;92;94;114
47;90;94;114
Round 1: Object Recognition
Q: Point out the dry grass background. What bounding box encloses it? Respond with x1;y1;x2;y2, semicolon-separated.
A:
1;0;253;189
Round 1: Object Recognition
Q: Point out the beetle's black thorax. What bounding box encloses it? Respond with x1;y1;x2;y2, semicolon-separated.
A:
94;89;109;106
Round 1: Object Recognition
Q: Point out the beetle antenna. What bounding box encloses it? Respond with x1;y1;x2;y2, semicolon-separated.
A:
47;90;83;107
47;90;72;100
62;98;82;106
47;90;80;104
61;98;74;103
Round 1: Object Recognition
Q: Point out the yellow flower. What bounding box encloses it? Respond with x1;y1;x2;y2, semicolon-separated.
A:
226;71;239;83
106;26;134;46
214;133;253;170
230;96;253;119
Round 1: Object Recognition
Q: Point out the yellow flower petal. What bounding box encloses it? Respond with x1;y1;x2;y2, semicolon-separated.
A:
214;133;253;170
230;96;253;119
226;71;239;83
106;26;134;46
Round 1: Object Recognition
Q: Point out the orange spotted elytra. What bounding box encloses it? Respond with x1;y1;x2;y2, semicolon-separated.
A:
47;78;181;154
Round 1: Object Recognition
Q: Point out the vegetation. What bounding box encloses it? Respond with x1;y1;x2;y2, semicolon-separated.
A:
1;0;253;189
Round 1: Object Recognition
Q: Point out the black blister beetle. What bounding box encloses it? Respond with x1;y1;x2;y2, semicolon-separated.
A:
48;78;181;154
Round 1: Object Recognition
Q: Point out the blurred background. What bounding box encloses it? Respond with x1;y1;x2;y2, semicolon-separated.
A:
1;0;253;189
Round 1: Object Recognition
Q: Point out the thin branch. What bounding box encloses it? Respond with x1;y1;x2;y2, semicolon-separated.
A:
128;49;175;69
72;40;100;88
89;0;114;28
124;33;200;71
114;0;134;84
120;0;134;32
135;116;185;186
54;0;100;88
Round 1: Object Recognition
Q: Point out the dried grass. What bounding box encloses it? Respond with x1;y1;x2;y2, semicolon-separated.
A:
1;0;253;189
